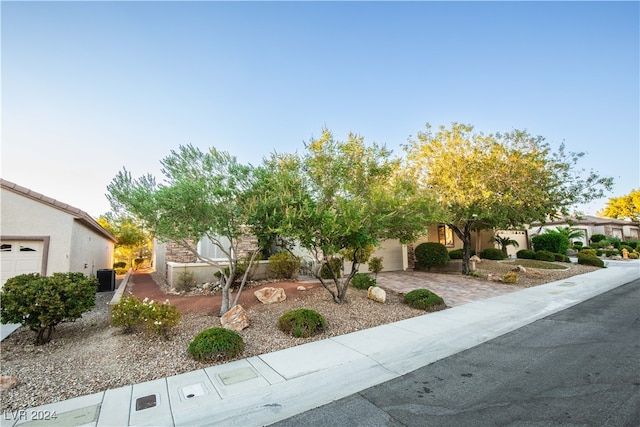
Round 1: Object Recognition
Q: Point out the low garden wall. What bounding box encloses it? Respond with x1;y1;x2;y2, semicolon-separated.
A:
166;260;271;288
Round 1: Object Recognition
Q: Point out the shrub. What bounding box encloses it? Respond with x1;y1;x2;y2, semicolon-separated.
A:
534;250;555;262
0;272;97;345
629;252;639;259
188;327;244;362
368;257;384;278
579;248;598;257
320;257;343;279
572;241;584;248
175;270;196;292
608;237;622;249
115;268;129;275
351;273;376;290
480;248;505;260
620;244;635;254
577;254;605;268
502;272;519;284
448;249;475;259
531;232;569;255
268;252;301;279
603;250;618;258
516;249;536;259
403;289;446;311
553;253;571;263
414;242;449;270
113;261;127;269
111;295;180;338
590;234;607;243
278;308;326;338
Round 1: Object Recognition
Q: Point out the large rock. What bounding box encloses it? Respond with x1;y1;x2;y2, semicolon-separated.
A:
220;304;249;331
0;376;18;391
254;287;287;304
367;286;386;303
512;265;527;273
469;255;482;263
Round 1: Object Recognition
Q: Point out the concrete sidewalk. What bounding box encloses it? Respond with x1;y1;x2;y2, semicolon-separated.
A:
2;261;638;427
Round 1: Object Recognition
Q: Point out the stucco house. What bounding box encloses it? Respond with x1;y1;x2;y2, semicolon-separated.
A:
0;179;116;288
528;215;640;246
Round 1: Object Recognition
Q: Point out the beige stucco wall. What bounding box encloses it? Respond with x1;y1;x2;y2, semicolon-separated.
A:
1;189;113;276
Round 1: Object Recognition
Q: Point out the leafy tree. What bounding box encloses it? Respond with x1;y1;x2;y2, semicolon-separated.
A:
403;123;613;274
599;189;640;222
491;234;520;258
255;129;440;303
98;214;151;269
553;226;585;241
107;145;261;316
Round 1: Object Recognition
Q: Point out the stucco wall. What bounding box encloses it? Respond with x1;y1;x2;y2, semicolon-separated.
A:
70;221;114;276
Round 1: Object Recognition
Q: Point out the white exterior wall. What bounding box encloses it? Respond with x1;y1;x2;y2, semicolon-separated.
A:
70;221;114;276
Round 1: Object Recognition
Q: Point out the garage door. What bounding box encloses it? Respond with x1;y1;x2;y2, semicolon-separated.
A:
1;241;44;289
368;239;405;272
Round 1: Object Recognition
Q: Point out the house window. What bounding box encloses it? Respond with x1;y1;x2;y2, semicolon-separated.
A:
438;225;454;247
198;236;232;261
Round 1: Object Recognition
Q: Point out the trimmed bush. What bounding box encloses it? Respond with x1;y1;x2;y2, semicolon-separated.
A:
0;272;97;345
403;289;446;311
577;254;605;268
620;244;635;254
351;273;376;290
579;248;598;257
516;249;536;259
590;234;607;243
448;249;476;259
113;261;127;269
532;232;570;255
480;248;505;260
111;295;180;338
414;242;450;271
268;252;301;279
534;250;555;262
188;327;244;362
603;250;618;258
278;308;326;338
572;241;584;248
553;253;571;263
320;258;343;279
629;252;639;259
502;272;519;284
368;257;384;278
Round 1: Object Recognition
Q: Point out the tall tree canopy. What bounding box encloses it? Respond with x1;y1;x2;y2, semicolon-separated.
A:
107;144;261;315
599;189;640;222
255;129;441;303
404;123;613;274
98;214;151;269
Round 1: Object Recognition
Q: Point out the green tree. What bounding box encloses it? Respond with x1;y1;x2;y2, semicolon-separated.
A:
255;129;440;304
107;145;261;316
599;189;640;222
403;123;613;274
98;214;151;269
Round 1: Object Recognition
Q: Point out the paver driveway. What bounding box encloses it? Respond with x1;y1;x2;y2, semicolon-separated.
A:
376;270;522;307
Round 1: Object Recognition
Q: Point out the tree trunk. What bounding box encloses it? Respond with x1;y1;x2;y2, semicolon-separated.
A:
450;222;473;275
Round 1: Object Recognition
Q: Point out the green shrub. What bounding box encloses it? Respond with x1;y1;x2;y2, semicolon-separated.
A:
553;253;571;263
596;249;604;256
502;272;519;284
531;232;569;255
320;258;343;279
620;244;635;254
480;248;505;260
590;234;607;243
579;248;598;257
115;268;129;275
351;273;376;290
534;250;555;262
572;241;584;248
188;327;244;362
175;270;196;292
368;257;384;278
608;237;622;249
268;252;301;279
448;249;476;259
577;254;605;268
278;308;326;338
0;272;97;345
111;295;180;338
113;261;127;269
603;250;618;257
414;242;450;270
629;252;639;259
516;249;536;259
403;289;446;311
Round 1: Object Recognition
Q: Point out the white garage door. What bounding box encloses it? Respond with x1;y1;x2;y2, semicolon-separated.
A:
368;239;405;272
1;241;44;288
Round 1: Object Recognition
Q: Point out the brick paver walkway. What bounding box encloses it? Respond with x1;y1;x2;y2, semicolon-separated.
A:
376;270;523;307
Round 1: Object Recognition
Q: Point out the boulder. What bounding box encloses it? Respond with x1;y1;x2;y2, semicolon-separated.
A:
367;286;386;303
469;255;482;263
487;274;503;282
296;286;307;291
512;265;527;273
0;376;18;391
220;304;249;331
254;287;287;304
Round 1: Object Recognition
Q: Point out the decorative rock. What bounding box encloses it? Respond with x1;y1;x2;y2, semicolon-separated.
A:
512;265;527;273
469;255;482;263
254;287;287;304
367;286;386;303
296;286;307;291
0;376;18;391
220;304;249;331
487;274;503;282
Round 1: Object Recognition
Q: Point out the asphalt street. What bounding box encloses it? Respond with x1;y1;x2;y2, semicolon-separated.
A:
272;279;640;427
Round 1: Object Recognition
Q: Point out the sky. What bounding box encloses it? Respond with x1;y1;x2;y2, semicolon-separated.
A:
2;1;638;218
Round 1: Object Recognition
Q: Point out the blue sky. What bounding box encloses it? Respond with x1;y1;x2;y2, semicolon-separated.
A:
2;1;638;218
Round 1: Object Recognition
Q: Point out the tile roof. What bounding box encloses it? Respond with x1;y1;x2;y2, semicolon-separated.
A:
1;178;117;242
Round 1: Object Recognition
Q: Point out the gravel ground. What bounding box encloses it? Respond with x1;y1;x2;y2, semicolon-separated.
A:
0;262;599;413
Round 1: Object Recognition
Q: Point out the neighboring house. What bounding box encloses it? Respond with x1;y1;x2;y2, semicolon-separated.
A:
527;215;640;245
0;179;116;288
